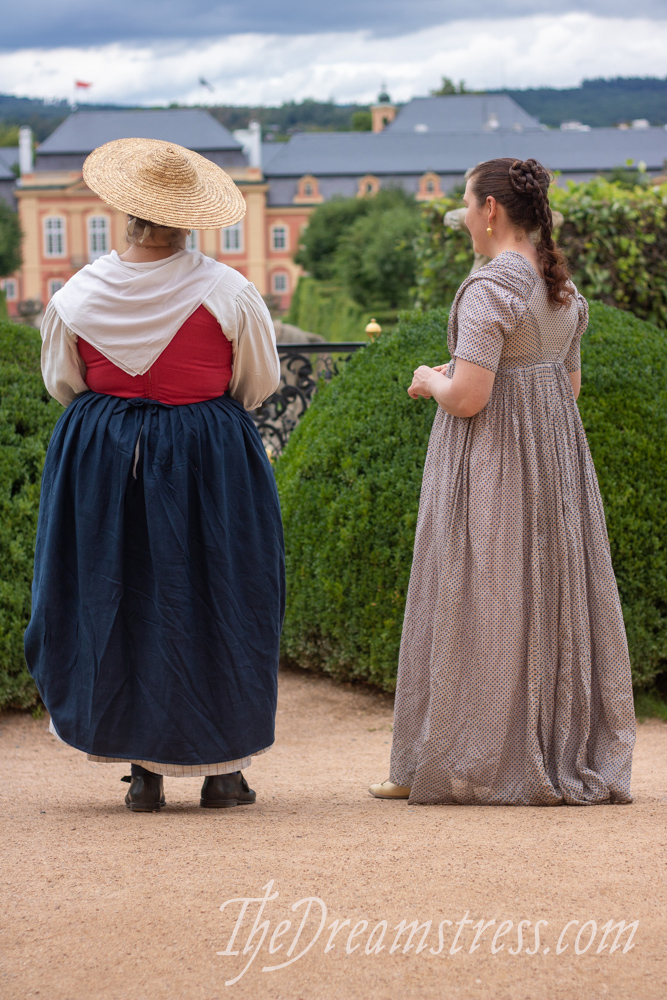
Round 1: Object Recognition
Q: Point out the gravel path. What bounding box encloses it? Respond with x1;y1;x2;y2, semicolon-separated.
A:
1;667;666;1000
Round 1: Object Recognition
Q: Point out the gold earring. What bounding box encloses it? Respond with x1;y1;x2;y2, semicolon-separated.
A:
486;225;493;236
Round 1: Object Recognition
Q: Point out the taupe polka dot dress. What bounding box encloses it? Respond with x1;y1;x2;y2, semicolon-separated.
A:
390;251;635;806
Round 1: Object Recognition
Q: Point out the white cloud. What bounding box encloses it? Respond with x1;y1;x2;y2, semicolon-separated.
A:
1;14;666;107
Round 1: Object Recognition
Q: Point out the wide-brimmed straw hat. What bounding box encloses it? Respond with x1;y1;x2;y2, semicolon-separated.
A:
82;137;246;229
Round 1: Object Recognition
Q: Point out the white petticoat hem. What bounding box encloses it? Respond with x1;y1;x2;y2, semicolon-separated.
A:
48;717;271;776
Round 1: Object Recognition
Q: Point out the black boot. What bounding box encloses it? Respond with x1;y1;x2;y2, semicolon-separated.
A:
200;771;256;809
121;765;165;812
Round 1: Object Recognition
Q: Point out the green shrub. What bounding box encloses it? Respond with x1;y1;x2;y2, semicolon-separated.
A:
294;196;373;281
550;179;667;327
0;202;22;277
413;179;667;327
276;301;667;692
334;202;420;309
286;276;398;341
411;196;475;311
294;189;420;308
0;320;61;709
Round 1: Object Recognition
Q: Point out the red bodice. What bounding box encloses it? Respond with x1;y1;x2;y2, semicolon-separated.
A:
77;305;233;405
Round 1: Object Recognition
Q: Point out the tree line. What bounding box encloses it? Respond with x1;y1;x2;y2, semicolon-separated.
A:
1;77;666;145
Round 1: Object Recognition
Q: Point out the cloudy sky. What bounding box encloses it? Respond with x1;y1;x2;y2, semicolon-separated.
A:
1;1;666;106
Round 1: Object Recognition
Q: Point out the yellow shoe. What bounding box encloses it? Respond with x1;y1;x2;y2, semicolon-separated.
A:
368;780;411;799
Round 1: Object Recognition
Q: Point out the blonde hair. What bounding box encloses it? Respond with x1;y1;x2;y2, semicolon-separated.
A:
126;216;188;249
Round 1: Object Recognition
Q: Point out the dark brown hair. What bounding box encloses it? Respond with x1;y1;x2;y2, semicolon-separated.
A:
468;157;573;307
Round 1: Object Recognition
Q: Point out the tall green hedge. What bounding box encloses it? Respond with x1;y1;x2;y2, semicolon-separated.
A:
286;276;398;341
275;301;667;692
0;321;61;709
414;180;667;327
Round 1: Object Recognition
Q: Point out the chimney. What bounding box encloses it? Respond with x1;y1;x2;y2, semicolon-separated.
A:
19;126;34;176
247;120;261;168
232;120;262;169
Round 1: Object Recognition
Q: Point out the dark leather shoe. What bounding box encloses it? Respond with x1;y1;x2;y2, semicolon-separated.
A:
200;771;256;808
121;773;165;812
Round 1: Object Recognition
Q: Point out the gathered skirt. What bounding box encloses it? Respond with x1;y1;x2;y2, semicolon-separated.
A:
390;363;636;806
25;391;285;772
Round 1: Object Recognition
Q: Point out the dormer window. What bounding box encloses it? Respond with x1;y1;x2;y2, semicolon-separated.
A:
293;175;323;204
357;175;380;198
417;172;443;201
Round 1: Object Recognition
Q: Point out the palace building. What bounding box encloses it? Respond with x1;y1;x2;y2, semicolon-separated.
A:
4;95;667;319
7;108;305;318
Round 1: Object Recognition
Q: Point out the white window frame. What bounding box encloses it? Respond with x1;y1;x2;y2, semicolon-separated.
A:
87;215;110;261
1;279;17;301
185;230;199;251
271;271;289;294
48;279;64;299
271;225;289;252
43;216;66;258
221;221;244;254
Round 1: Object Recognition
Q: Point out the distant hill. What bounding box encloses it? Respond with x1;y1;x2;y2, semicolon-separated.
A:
1;77;666;145
0;94;127;141
207;99;370;139
501;77;667;128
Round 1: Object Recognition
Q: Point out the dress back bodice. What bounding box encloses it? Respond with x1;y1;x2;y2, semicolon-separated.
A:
78;304;233;405
447;252;587;375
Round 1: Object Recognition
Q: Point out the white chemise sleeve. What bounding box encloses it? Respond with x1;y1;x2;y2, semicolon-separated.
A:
40;300;88;406
203;277;280;410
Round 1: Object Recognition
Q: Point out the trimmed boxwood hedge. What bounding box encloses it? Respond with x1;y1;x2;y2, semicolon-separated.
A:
275;301;667;692
0;321;61;709
0;304;664;708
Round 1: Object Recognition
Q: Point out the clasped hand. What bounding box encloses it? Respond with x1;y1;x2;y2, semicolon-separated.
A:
408;363;449;399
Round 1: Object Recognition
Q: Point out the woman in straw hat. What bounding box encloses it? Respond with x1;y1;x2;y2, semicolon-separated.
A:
25;138;284;812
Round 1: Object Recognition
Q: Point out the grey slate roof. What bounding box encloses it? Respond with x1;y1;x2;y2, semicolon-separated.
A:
38;109;242;154
0;147;19;180
386;95;545;134
261;141;287;169
263;128;667;177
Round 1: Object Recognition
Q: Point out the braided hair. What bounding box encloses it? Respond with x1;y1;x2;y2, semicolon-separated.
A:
468;157;573;307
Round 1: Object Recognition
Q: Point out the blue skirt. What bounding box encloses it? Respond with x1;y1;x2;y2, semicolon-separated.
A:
25;391;285;767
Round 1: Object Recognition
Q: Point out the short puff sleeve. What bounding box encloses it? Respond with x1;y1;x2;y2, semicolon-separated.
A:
453;279;517;373
564;292;589;373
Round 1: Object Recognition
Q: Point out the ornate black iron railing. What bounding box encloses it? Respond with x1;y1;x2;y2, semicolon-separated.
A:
252;342;365;454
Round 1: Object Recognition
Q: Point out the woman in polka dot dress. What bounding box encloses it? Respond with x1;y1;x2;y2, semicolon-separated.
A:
370;158;636;806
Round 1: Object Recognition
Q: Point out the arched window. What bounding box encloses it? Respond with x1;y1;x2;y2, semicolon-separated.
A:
221;221;244;253
43;216;66;258
417;172;443;201
271;225;289;252
357;175;380;198
48;279;64;298
88;215;110;260
294;175;323;204
271;271;289;294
